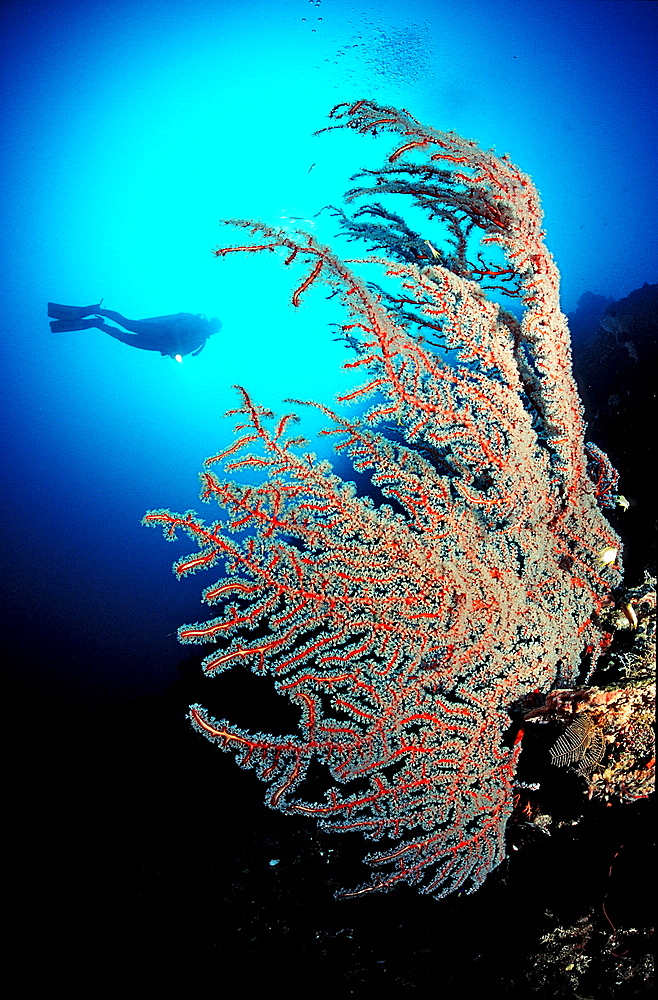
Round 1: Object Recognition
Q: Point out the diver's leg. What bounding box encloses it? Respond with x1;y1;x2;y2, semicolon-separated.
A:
94;308;146;335
50;317;158;350
98;322;160;351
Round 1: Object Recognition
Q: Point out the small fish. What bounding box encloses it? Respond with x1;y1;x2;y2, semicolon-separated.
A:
596;545;618;567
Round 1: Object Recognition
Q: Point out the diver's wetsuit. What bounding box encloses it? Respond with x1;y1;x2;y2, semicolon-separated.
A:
48;303;221;359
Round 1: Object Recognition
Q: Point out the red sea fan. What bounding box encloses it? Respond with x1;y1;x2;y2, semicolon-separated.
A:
144;102;621;898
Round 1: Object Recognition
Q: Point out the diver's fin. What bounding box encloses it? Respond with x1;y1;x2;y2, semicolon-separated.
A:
48;302;103;320
50;318;99;333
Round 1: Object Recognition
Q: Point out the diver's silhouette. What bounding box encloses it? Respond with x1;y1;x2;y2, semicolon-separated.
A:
48;302;221;361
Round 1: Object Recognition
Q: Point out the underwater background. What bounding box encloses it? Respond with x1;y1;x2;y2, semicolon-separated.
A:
2;0;656;994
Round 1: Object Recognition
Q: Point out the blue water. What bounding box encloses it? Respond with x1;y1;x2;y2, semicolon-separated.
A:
2;0;657;706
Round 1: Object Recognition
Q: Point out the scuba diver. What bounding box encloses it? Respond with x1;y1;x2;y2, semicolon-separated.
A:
48;302;221;361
